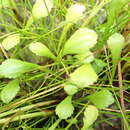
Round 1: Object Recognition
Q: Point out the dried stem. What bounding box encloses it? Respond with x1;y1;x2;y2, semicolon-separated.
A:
118;62;126;112
0;85;63;113
118;61;127;130
0;44;9;59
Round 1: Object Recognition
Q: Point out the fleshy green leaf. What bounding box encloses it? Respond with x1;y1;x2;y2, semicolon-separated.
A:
107;33;125;78
0;59;39;78
2;34;20;50
0;80;20;104
75;51;94;64
32;0;53;19
69;64;98;88
56;96;74;119
66;3;86;24
29;42;56;60
64;83;78;95
82;105;98;130
63;28;98;56
92;59;106;74
87;89;115;109
107;33;125;65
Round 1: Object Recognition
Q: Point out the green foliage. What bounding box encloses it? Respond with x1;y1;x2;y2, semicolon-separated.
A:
0;59;39;78
0;0;10;8
2;33;20;50
56;96;74;119
106;0;129;26
32;0;53;19
0;80;20;103
107;33;125;64
64;83;78;95
92;59;106;74
82;105;98;130
75;51;94;64
69;64;98;88
0;0;129;129
107;33;125;78
87;89;115;109
65;3;86;25
29;42;56;60
63;28;98;56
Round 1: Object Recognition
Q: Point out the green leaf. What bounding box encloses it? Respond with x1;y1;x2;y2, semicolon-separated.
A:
65;3;86;24
0;59;39;78
0;80;20;104
69;64;98;88
107;33;125;64
56;96;74;119
29;42;56;60
92;59;106;74
107;33;125;78
63;28;98;56
87;89;115;109
82;105;98;130
32;0;53;19
75;51;94;64
64;83;78;95
2;34;20;50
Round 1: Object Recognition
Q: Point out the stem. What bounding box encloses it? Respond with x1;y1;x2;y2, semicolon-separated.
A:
82;0;111;27
65;105;86;130
0;44;9;59
48;118;62;130
0;111;54;124
0;85;63;113
57;24;70;54
118;62;128;130
105;47;130;130
25;15;34;28
0;100;56;118
118;62;125;112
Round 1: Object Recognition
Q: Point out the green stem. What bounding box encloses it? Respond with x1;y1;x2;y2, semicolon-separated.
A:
0;85;63;113
82;0;111;27
25;15;34;28
0;100;56;118
0;111;54;124
57;24;70;54
48;118;62;130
